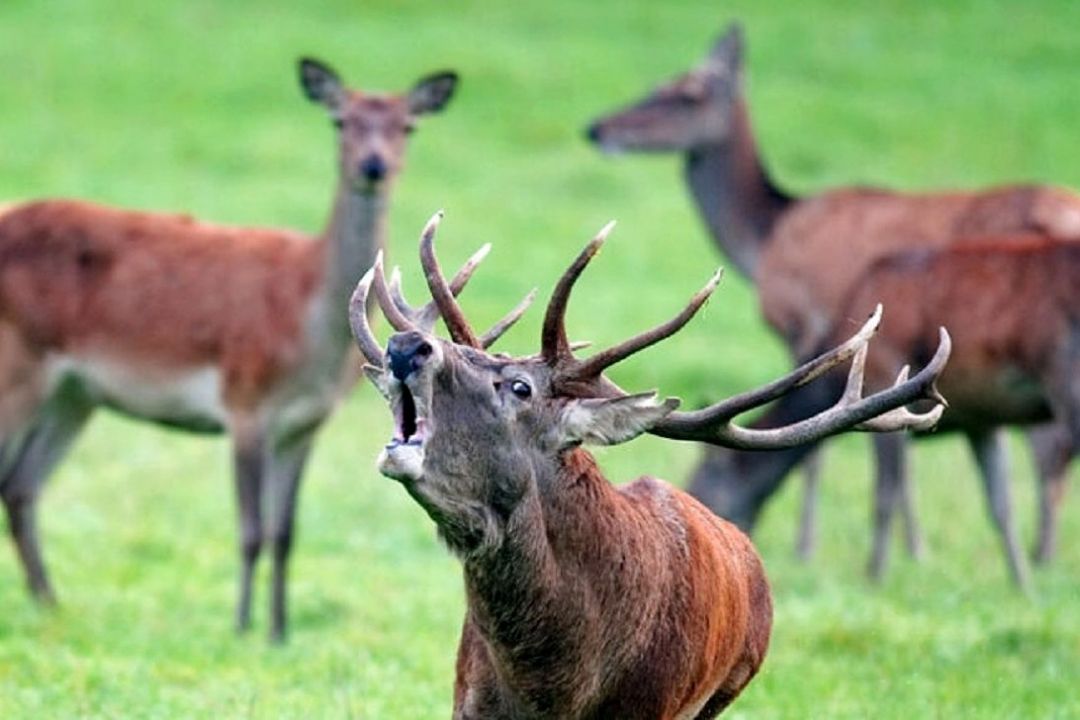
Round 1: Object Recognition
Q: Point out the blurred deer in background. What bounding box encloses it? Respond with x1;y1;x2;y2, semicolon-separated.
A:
586;22;1080;571
349;213;949;719
689;237;1079;588
0;58;458;642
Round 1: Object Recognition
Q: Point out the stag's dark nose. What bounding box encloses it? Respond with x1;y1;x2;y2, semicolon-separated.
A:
387;332;433;381
360;154;387;182
584;122;602;144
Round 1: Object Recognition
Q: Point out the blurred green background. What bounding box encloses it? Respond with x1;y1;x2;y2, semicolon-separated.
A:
1;0;1078;717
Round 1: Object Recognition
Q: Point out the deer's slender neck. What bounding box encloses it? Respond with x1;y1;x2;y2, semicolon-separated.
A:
684;97;791;280
317;183;388;340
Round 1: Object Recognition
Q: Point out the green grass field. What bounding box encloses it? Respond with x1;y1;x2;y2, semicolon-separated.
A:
1;1;1079;717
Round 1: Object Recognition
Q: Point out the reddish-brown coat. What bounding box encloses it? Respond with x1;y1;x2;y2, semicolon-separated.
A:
452;449;771;719
759;185;1080;356
836;236;1079;427
0;199;322;410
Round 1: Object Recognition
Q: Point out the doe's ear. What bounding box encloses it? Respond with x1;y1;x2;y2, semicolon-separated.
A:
408;71;459;115
299;57;346;110
559;392;680;447
708;22;744;69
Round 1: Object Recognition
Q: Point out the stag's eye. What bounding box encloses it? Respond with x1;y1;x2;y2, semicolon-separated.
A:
510;379;532;399
403;122;416;135
332;117;344;129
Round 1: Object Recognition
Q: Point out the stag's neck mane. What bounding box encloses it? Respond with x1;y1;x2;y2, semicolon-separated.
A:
684;97;791;279
460;449;669;712
316;182;388;339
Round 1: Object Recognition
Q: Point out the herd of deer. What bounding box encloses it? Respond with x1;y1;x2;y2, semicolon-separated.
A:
0;20;1075;719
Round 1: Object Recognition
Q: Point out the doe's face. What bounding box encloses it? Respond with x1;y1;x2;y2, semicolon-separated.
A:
585;23;743;153
332;94;417;192
299;58;459;194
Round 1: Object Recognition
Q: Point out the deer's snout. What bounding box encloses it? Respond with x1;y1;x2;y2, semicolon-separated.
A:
387;332;433;381
360;154;387;182
584;121;603;144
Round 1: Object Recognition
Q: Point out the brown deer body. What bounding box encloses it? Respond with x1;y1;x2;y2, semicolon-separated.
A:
0;59;459;641
586;23;1080;572
349;215;949;718
690;237;1079;583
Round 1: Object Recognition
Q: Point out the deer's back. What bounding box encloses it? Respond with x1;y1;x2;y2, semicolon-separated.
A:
0;199;321;392
758;184;1080;355
839;237;1079;428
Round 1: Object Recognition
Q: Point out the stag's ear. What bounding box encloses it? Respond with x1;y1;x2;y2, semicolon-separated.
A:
559;392;680;447
708;22;744;69
299;57;347;110
408;71;459;115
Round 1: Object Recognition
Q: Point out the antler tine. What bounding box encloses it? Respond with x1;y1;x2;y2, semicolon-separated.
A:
856;361;948;432
648;317;952;449
348;266;386;367
642;305;883;433
571;268;723;380
371;252;416;332
541;220;615;364
389;242;492;331
419;210;482;347
479;288;537;349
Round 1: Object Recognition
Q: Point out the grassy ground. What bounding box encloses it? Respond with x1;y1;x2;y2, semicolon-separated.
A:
1;0;1079;717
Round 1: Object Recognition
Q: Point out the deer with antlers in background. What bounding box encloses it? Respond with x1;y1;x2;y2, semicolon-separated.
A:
586;22;1080;577
349;212;949;718
0;58;458;641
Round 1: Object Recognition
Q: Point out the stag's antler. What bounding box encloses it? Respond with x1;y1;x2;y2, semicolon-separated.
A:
353;215;951;450
538;223;951;449
349;212;535;366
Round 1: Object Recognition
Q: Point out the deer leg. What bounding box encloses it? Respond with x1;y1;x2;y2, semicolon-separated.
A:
898;457;925;561
0;386;92;604
265;434;313;644
867;432;906;582
795;447;823;560
1026;423;1071;564
967;428;1032;594
231;423;267;634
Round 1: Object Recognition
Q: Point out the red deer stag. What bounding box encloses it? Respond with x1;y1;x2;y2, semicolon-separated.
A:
348;212;950;719
586;22;1080;570
0;59;458;642
689;236;1079;587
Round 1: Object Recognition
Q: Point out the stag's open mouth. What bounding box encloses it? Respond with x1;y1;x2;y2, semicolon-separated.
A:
378;376;430;483
389;382;428;448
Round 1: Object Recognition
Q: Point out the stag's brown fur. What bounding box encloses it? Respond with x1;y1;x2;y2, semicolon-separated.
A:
452;449;771;720
355;217;951;718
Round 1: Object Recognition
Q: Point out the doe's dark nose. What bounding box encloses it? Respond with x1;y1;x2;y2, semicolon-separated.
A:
585;122;603;144
360;154;387;182
387;332;433;381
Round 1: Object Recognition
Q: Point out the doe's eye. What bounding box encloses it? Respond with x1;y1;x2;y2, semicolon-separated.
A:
510;379;532;399
332;117;344;129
